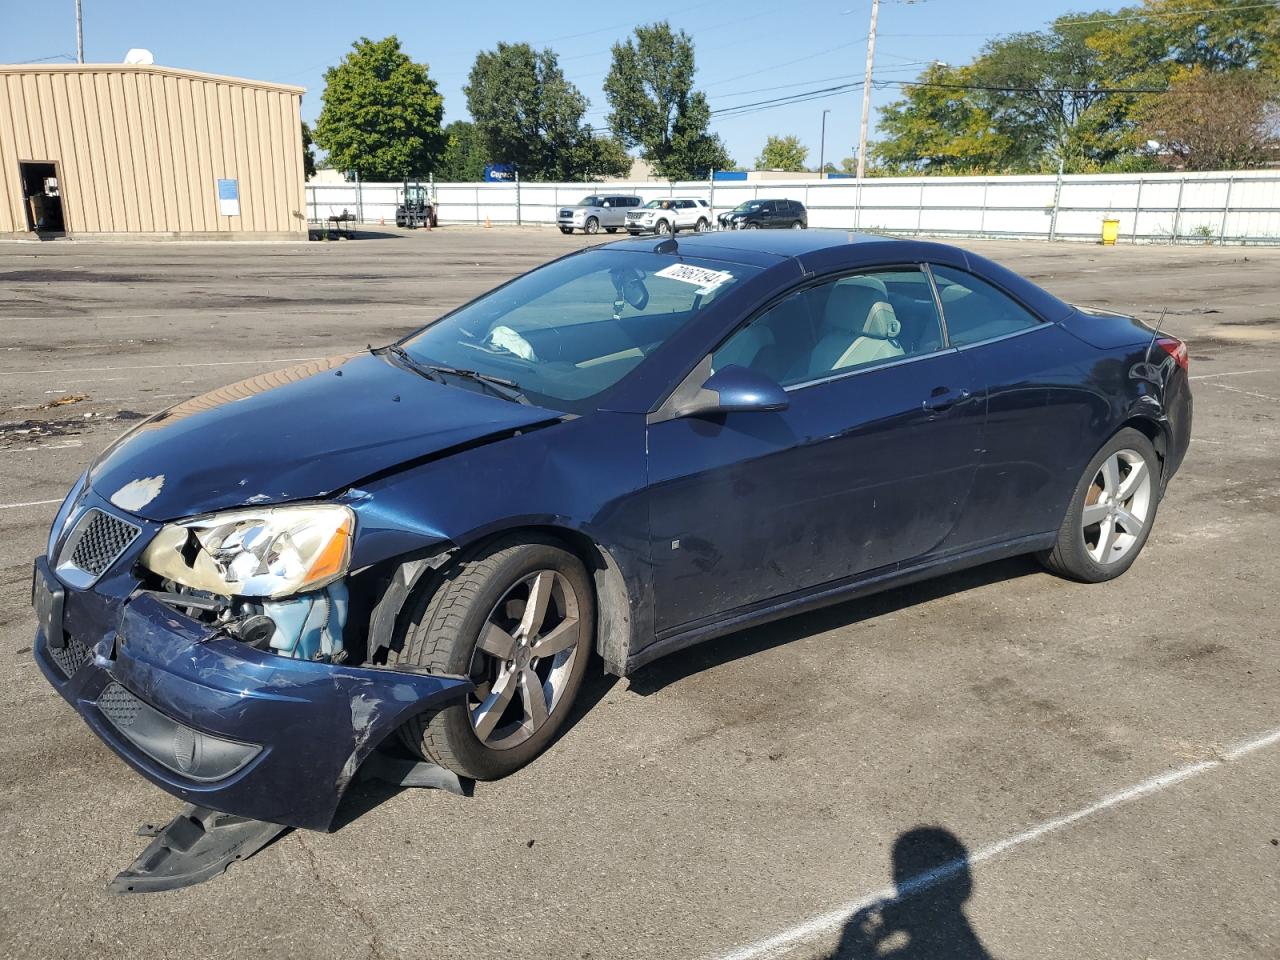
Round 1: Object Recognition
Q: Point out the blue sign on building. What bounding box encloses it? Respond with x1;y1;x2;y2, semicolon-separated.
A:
484;163;516;183
712;170;748;181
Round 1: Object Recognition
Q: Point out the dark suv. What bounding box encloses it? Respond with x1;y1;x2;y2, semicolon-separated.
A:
717;198;807;230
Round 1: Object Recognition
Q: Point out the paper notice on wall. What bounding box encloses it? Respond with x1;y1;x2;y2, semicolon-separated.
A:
217;179;240;217
654;263;735;294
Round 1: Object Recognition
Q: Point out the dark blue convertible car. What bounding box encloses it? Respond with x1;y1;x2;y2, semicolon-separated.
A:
33;231;1191;835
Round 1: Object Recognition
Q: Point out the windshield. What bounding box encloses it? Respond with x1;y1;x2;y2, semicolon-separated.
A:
733;201;763;213
642;199;673;209
578;195;603;206
403;250;759;413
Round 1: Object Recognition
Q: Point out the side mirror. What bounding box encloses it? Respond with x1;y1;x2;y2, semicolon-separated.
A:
674;365;789;419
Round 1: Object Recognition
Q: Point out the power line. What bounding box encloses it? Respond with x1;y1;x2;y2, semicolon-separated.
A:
876;79;1173;95
1056;2;1279;27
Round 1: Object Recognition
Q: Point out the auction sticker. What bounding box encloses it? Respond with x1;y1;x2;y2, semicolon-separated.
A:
654;263;735;294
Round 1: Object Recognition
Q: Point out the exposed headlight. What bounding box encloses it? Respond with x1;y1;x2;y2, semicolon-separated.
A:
141;504;354;599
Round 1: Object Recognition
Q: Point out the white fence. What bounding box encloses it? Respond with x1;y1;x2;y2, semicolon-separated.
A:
306;170;1280;244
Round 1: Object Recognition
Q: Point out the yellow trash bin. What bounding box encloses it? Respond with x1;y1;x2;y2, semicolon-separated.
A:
1101;218;1120;245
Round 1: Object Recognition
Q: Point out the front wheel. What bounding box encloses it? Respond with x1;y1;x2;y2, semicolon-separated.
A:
388;537;595;779
584;216;600;235
559;227;573;234
791;220;804;230
1039;427;1160;582
655;219;671;236
605;227;618;234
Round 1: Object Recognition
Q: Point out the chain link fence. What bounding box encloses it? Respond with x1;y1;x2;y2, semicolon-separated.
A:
306;170;1280;245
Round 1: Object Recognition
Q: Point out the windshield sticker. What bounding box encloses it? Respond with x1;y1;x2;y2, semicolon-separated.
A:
654;263;735;294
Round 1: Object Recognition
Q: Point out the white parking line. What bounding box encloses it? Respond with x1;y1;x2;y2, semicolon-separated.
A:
0;357;325;377
0;498;62;510
713;724;1280;960
1201;381;1280;403
1189;368;1273;381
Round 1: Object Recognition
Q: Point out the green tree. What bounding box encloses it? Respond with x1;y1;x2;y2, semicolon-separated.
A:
604;21;732;180
873;2;1280;175
755;135;808;171
436;120;487;181
466;42;629;181
315;36;445;180
300;121;317;179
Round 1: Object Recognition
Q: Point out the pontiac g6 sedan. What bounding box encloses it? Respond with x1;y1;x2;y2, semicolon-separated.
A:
33;231;1191;831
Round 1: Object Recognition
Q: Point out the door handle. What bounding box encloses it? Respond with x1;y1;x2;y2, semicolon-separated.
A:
922;387;971;413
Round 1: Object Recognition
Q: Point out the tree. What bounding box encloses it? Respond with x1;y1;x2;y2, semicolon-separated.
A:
872;1;1280;175
436;121;486;181
604;21;732;180
1141;68;1279;169
300;121;317;179
315;36;445;181
465;43;630;181
755;135;808;171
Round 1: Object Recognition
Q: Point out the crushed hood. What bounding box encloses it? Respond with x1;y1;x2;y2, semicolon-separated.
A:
87;353;561;521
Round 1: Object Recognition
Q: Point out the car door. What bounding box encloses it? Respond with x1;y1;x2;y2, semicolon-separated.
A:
601;197;622;228
928;262;1100;547
646;266;986;635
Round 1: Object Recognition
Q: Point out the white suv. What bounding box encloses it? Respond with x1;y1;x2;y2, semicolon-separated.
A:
625;197;712;236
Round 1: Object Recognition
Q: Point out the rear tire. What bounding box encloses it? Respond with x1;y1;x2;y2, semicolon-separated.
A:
387;537;595;779
1039;427;1160;583
695;218;709;233
791;220;804;229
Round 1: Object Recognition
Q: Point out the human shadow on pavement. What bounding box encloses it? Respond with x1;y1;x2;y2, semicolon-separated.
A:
827;826;994;960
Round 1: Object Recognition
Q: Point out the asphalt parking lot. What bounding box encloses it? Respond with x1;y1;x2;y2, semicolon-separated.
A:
1;227;1277;960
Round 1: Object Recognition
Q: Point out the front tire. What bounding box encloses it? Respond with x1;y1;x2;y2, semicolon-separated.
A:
388;537;595;779
559;227;573;235
584;216;600;235
605;227;618;234
1039;427;1160;582
791;220;804;229
655;219;671;236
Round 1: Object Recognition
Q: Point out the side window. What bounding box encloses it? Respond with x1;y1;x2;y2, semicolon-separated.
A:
930;264;1043;346
711;268;946;387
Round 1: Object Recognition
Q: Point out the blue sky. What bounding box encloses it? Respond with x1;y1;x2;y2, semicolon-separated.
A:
3;0;1111;169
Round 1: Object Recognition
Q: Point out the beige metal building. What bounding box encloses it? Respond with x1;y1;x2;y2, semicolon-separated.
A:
0;63;307;239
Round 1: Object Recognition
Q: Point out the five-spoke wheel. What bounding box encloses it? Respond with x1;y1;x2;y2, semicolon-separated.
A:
1041;427;1160;582
388;537;594;779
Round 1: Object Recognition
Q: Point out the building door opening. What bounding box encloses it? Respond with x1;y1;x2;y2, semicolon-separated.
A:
19;162;65;235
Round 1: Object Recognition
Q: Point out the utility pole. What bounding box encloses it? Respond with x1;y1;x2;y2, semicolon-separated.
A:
75;0;84;63
856;0;880;180
819;109;830;179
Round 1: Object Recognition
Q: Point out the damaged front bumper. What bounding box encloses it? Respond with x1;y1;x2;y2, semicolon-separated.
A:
34;555;471;831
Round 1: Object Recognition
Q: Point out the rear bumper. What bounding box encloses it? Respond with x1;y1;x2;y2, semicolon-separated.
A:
34;558;471;830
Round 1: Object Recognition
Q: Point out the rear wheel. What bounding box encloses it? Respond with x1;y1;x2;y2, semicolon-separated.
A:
791;220;804;229
584;216;600;235
695;217;709;233
388;537;594;779
1039;427;1160;582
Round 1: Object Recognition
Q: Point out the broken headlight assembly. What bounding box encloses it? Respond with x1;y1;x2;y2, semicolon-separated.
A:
140;504;355;600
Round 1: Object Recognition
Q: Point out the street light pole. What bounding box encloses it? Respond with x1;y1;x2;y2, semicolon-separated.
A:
819;109;830;179
75;0;84;63
856;0;880;180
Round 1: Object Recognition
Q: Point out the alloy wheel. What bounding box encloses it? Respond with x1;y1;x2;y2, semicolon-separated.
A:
466;570;582;749
1082;449;1152;564
585;217;599;235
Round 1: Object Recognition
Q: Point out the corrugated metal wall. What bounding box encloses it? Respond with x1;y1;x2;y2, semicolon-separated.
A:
0;64;306;238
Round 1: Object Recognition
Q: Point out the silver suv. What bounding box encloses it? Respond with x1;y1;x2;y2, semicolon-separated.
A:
557;194;643;235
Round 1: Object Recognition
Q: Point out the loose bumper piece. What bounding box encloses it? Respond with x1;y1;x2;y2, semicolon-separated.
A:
34;555;473;831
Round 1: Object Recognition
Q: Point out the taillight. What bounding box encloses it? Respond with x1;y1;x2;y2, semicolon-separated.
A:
1156;336;1189;372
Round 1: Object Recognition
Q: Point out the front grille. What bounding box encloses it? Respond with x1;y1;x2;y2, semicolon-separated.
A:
97;682;143;728
60;508;140;579
559;208;572;217
48;634;92;678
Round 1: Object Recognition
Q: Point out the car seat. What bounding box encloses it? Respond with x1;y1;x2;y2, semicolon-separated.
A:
809;277;904;375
